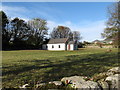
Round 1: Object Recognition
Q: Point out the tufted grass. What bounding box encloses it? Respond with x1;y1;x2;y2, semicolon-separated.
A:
2;48;119;88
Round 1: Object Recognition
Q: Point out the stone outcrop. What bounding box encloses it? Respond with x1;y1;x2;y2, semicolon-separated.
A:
105;74;120;89
49;81;62;86
61;76;100;89
107;67;120;75
97;79;109;89
19;67;120;89
61;76;86;84
96;67;120;90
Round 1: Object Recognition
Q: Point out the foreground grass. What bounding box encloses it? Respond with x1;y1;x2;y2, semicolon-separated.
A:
2;48;119;88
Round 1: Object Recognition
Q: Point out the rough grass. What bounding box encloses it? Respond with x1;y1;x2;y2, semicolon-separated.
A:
2;48;119;88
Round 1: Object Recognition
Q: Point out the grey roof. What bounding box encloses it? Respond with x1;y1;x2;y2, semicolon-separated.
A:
48;38;68;44
68;41;75;44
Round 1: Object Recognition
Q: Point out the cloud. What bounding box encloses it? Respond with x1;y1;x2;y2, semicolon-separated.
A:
65;21;72;25
47;20;106;42
1;4;63;21
2;5;28;12
1;4;106;42
78;20;106;41
1;5;30;20
0;4;2;11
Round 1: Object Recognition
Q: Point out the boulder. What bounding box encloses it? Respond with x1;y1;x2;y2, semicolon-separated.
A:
108;67;120;73
35;83;46;88
49;81;62;86
97;80;109;90
105;74;120;89
72;81;90;89
70;80;100;89
61;76;85;84
106;67;120;76
19;84;29;88
86;81;100;89
61;76;100;89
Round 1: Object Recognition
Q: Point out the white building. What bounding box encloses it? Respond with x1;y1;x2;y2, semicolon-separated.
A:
42;38;78;51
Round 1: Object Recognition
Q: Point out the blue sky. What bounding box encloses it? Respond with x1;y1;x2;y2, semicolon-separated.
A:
1;2;114;42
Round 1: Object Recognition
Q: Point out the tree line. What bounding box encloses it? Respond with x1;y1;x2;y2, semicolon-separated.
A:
1;11;82;50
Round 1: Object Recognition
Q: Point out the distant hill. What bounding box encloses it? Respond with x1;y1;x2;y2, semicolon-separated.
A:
92;39;113;44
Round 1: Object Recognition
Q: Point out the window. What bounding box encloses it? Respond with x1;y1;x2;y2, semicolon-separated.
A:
59;45;60;48
52;45;54;48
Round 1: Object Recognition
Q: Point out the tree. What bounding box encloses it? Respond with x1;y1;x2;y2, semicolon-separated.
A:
78;42;84;48
27;18;48;48
10;17;30;48
0;11;10;49
50;26;82;42
72;31;82;42
101;2;120;47
1;12;48;49
83;41;91;45
50;26;72;39
0;11;8;31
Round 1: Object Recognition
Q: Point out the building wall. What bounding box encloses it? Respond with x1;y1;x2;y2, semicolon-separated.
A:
70;44;74;50
67;44;77;50
47;43;66;50
42;43;78;50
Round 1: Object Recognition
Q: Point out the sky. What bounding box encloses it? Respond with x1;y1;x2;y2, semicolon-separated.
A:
1;2;114;42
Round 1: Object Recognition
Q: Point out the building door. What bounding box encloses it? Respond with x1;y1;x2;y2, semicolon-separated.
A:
68;44;70;50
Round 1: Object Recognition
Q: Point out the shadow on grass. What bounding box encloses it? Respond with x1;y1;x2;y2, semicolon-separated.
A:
2;52;119;84
42;52;119;82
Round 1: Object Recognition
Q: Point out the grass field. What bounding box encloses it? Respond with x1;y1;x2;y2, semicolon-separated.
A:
2;48;119;88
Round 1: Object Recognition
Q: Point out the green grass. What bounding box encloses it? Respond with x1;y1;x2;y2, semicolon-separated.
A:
2;48;119;88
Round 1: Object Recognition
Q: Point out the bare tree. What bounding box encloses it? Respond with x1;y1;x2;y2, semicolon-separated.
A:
101;2;120;47
50;26;72;39
27;18;48;47
50;26;82;42
73;31;82;42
